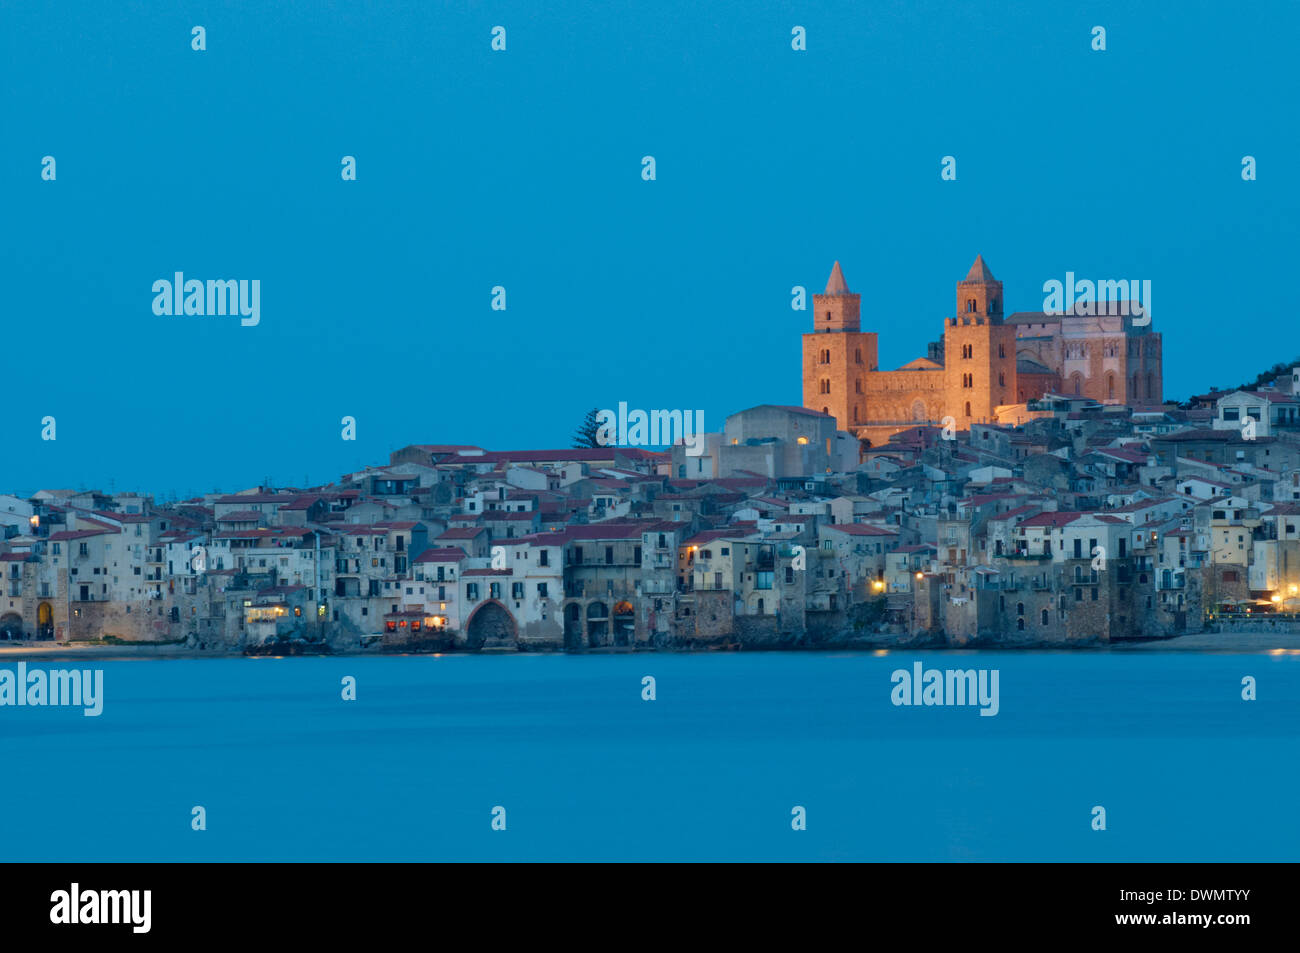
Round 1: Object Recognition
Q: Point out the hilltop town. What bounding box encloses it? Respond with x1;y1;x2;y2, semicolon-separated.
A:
3;258;1299;653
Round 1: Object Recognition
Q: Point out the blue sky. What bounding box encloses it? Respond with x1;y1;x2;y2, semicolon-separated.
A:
2;0;1296;496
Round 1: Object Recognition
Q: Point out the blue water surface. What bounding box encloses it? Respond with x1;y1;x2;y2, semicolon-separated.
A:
0;652;1295;861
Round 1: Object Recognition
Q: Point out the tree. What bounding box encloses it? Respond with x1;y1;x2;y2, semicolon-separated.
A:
572;408;604;448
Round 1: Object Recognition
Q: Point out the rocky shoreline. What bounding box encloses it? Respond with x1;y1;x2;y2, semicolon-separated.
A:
3;628;1300;658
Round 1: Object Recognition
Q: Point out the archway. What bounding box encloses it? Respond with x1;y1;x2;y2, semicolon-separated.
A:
0;613;22;641
586;601;609;647
465;600;516;650
563;602;583;650
37;602;53;640
612;600;634;647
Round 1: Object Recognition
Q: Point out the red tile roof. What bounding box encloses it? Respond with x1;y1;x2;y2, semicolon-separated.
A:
437;527;488;540
48;528;119;540
824;523;898;536
1018;512;1083;528
446;448;665;465
413;547;468;563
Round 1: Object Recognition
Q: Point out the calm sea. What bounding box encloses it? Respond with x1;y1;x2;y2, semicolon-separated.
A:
1;652;1296;861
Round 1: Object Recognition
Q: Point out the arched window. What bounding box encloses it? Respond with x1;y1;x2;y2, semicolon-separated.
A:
1017;602;1024;616
855;348;862;364
1041;608;1049;625
1017;618;1025;631
964;401;971;417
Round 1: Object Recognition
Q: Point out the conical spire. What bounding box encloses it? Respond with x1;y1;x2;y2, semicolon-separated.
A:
824;261;850;295
964;254;995;282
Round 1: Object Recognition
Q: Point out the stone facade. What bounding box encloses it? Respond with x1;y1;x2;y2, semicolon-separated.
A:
802;256;1165;445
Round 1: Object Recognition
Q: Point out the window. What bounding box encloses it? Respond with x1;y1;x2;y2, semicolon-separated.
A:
511;582;524;600
537;582;548;598
466;583;479;601
489;582;501;600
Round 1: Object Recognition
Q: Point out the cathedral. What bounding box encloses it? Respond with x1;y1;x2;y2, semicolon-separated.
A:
801;256;1163;444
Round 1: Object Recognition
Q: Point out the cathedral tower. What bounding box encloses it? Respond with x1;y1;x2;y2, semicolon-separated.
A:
802;262;877;430
942;255;1018;428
